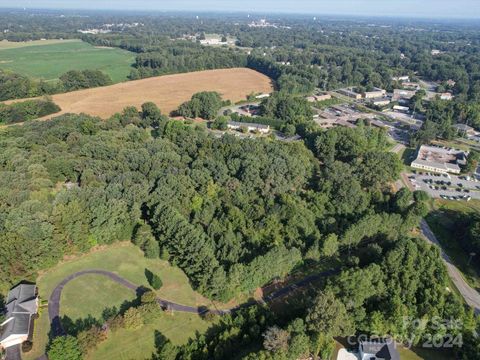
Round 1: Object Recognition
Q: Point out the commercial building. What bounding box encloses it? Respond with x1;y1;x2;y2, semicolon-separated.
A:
393;105;410;113
392;89;416;101
227;121;270;134
411;145;467;174
338;88;362;100
453;123;477;137
0;284;38;349
369;98;391;107
306;93;332;102
362;87;387;99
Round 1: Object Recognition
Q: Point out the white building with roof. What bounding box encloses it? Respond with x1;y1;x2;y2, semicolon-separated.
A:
411;145;467;174
227;121;270;134
0;284;38;349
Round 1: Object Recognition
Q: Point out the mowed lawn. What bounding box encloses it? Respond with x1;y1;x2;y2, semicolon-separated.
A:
0;39;134;82
398;346;454;360
89;312;211;360
24;243;215;360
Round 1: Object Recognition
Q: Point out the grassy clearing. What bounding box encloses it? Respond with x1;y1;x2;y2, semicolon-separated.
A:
0;39;80;50
398;346;454;360
37;243;211;308
26;243;216;359
60;274;137;321
88;312;211;360
0;40;134;82
426;199;480;290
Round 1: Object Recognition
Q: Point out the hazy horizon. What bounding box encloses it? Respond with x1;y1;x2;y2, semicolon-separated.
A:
1;0;480;19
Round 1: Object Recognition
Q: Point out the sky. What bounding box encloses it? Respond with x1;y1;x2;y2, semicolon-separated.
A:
1;0;480;19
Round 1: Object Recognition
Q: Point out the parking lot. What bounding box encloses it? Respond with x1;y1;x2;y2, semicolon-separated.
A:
406;171;480;200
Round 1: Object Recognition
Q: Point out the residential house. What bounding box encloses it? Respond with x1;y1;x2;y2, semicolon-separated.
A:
446;79;456;87
0;284;38;349
392;75;410;82
439;92;453;101
359;339;400;360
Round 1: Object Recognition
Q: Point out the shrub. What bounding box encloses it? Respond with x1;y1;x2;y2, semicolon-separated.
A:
47;335;82;360
123;307;144;329
145;269;163;290
141;290;157;304
106;315;124;332
22;341;33;353
77;326;107;354
0;98;61;124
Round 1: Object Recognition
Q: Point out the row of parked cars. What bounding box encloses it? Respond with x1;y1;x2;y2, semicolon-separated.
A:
440;194;472;201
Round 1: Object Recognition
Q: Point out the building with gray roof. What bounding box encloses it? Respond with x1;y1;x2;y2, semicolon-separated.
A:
411;145;467;174
0;284;38;349
359;339;400;360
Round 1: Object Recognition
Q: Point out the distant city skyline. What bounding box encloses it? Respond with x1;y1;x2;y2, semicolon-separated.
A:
1;0;480;19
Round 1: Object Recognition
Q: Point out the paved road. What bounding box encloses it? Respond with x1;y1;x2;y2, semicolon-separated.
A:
420;220;480;314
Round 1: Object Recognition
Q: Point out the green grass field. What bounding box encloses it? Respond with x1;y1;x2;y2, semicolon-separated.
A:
0;39;134;82
89;312;211;360
398;346;454;360
23;243;215;360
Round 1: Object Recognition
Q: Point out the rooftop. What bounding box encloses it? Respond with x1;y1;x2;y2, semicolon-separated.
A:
1;284;38;343
412;145;466;172
360;339;400;360
227;121;270;130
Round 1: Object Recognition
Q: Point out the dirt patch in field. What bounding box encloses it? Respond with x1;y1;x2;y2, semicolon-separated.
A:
7;68;273;120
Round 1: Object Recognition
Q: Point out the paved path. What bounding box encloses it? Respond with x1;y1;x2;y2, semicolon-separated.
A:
5;344;21;360
47;268;336;338
420;219;480;314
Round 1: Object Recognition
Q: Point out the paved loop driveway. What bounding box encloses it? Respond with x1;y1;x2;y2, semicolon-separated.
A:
5;344;22;360
48;269;208;337
48;268;337;337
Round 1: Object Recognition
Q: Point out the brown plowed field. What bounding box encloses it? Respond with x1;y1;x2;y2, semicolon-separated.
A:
7;68;273;120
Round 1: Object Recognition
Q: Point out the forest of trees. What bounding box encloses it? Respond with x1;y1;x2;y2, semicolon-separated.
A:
2;11;480;359
0;69;113;101
0;98;60;124
3;105;477;358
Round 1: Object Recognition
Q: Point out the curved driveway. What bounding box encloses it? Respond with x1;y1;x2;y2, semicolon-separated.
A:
47;268;336;337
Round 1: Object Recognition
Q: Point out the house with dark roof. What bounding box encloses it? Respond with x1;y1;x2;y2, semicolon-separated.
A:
359;339;400;360
0;284;38;349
